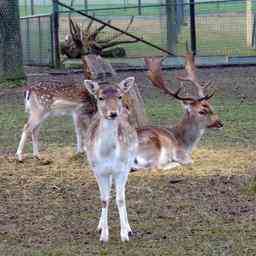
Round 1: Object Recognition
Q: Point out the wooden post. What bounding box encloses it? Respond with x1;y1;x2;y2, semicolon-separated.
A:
24;0;28;16
31;0;34;15
84;0;88;11
190;0;196;55
166;0;177;53
138;0;142;15
246;0;253;47
52;0;60;67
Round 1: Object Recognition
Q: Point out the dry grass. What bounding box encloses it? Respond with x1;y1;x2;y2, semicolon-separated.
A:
0;146;255;256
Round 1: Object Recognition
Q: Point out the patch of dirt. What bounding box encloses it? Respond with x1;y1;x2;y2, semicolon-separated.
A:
2;65;256;101
0;147;255;255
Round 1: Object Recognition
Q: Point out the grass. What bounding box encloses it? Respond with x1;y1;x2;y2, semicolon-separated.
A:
0;67;256;255
19;1;256;17
19;1;256;65
0;79;26;89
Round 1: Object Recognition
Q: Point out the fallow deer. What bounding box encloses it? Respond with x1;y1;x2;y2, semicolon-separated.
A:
84;77;138;242
16;80;97;161
132;55;223;171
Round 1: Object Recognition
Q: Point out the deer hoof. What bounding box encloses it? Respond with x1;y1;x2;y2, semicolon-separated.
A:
100;230;109;243
121;231;129;242
15;153;23;163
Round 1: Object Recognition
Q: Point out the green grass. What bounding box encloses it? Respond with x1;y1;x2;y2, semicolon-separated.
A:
19;1;256;17
0;79;26;89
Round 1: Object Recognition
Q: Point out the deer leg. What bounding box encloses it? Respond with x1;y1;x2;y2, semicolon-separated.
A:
114;172;131;242
31;125;41;159
95;174;112;243
72;112;84;154
16;112;46;161
173;149;193;165
16;122;30;161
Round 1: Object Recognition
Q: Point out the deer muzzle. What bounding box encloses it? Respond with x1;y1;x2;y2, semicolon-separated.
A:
207;119;224;129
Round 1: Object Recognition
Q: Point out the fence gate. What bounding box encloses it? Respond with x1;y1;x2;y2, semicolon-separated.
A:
20;14;54;66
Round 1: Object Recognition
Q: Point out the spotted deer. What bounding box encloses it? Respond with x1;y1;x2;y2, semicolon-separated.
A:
84;77;138;242
133;54;223;171
16;80;97;161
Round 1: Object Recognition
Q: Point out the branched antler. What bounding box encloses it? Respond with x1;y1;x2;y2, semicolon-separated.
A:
97;16;135;44
144;57;214;102
64;11;139;58
144;58;196;102
176;42;213;98
89;20;112;41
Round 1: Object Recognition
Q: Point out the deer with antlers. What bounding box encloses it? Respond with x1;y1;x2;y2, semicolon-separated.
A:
84;77;138;242
132;51;223;171
61;16;139;58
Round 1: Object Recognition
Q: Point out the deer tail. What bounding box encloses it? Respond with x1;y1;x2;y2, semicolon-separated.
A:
24;89;31;112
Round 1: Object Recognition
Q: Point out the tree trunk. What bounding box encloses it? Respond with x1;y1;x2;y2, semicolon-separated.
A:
0;0;25;82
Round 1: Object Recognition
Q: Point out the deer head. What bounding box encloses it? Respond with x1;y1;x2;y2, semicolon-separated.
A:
144;57;223;130
84;77;135;120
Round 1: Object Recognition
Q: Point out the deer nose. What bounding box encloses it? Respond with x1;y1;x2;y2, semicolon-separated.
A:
217;120;224;128
109;112;117;119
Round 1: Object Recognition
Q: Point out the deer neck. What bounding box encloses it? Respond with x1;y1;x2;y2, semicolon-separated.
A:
99;118;119;136
173;112;205;152
97;117;120;147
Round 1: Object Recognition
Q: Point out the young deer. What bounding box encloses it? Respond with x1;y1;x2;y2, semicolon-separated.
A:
16;80;97;161
133;56;223;171
84;77;138;242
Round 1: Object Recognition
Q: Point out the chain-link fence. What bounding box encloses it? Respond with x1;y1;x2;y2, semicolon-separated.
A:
20;14;54;66
194;0;256;56
19;0;160;16
19;0;256;66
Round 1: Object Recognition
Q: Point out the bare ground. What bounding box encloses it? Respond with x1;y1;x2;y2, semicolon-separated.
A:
0;65;256;255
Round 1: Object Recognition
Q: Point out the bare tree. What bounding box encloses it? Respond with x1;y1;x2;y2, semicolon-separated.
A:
0;0;25;82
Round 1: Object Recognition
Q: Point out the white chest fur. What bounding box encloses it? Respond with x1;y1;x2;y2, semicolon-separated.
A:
92;119;126;174
97;120;120;157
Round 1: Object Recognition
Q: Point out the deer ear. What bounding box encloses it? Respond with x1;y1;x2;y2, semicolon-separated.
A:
118;77;135;94
84;80;99;96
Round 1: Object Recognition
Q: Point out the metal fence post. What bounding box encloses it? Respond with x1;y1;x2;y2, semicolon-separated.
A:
84;0;88;11
189;0;197;55
31;0;34;15
138;0;142;15
52;0;60;67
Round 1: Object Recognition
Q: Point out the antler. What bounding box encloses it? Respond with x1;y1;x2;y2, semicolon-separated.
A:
97;16;135;44
89;20;112;41
145;57;214;102
144;58;196;102
85;14;95;33
69;18;85;51
176;42;212;98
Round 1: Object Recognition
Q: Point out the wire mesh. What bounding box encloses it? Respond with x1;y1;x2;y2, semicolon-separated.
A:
20;14;54;65
194;0;256;56
18;0;256;65
58;4;167;57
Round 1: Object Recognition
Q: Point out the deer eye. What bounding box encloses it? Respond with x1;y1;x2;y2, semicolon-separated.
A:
98;96;104;101
199;110;208;115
